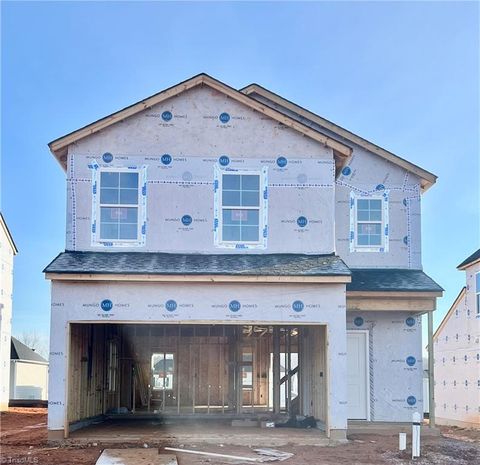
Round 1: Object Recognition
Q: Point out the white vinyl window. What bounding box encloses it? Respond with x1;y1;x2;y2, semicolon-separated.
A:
98;170;140;241
355;198;383;247
220;172;262;243
476;272;480;315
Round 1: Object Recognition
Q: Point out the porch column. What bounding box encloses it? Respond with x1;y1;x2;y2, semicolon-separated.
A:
327;310;348;440
428;310;435;428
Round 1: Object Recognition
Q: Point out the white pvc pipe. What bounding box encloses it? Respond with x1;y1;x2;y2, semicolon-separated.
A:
412;412;421;458
399;432;406;451
164;447;259;462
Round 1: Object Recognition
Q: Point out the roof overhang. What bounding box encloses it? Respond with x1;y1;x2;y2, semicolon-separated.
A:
0;213;18;255
432;287;466;340
347;290;441;313
45;272;351;284
457;249;480;270
241;83;438;192
48;73;352;172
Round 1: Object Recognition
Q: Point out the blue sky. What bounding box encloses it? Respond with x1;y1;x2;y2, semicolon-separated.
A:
1;1;478;350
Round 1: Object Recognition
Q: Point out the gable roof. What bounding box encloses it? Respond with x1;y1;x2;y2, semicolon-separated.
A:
0;213;18;254
11;337;48;363
241;83;437;192
48;73;352;171
457;248;480;270
432;287;466;341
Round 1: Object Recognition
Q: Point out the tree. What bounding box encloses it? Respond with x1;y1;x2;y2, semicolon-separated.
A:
17;331;49;360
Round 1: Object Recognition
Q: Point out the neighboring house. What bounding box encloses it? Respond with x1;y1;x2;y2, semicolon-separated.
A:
0;213;18;411
433;249;480;428
44;74;443;441
10;337;48;406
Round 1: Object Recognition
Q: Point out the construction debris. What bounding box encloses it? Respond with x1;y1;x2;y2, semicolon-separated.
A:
96;449;177;465
164;446;294;463
253;448;294;462
164;447;258;462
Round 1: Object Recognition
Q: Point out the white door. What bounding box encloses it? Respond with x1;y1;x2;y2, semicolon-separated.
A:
347;331;369;420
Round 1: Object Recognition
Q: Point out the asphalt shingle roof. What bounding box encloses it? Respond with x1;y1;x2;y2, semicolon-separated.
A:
347;268;443;293
457;249;480;270
43;252;351;276
44;252;442;292
11;337;48;363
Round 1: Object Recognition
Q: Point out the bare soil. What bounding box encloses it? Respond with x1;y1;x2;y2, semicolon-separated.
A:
1;408;479;465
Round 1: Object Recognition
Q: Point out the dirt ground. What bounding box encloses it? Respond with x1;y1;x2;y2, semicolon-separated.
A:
1;408;478;465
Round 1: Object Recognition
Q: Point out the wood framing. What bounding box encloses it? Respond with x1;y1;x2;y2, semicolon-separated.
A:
48;74;352;170
347;292;439;312
240;83;437;191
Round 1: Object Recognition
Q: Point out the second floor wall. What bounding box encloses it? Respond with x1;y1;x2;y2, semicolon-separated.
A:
62;85;424;268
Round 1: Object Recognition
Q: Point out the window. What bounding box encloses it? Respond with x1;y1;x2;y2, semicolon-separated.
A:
151;352;174;390
92;167;146;247
476;272;480;315
350;192;389;252
214;167;268;249
356;199;383;246
99;171;139;240
221;173;261;242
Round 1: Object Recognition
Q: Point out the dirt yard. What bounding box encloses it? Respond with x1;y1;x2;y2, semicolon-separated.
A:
1;408;478;465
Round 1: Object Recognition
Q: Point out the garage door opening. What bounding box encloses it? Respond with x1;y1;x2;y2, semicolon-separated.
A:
66;323;328;434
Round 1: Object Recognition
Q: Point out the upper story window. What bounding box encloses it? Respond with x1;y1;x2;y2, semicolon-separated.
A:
350;192;389;252
92;167;146;247
214;166;268;249
476;272;480;315
100;171;139;240
356;199;383;246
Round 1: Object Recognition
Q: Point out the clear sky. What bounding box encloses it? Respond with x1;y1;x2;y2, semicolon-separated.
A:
1;1;478;352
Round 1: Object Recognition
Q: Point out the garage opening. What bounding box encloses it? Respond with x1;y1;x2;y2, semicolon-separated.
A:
67;323;327;434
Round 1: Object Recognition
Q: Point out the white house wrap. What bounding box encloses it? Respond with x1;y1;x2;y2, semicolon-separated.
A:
44;74;442;441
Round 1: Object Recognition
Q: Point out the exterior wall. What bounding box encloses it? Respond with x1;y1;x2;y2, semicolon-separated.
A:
335;146;422;269
434;262;480;428
66;86;336;254
10;361;48;400
249;93;423;269
347;311;424;422
48;280;348;435
0;224;15;410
